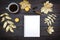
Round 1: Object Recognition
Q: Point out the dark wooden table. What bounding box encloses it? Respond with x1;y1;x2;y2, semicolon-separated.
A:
0;0;60;40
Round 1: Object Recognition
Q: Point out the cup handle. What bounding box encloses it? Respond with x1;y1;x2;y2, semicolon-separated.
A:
6;7;9;10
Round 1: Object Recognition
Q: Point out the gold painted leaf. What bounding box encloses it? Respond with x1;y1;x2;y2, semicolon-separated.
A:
47;16;54;23
44;14;56;26
0;13;9;17
1;17;5;22
47;26;54;34
41;1;53;14
5;16;11;19
19;0;31;10
3;21;8;28
10;25;16;28
10;28;14;32
4;13;9;16
7;20;14;24
6;25;10;32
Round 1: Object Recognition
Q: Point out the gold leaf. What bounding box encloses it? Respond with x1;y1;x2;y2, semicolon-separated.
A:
10;25;16;28
47;26;54;34
10;28;14;32
47;16;54;23
44;18;50;26
1;17;5;22
0;14;5;17
0;13;9;17
6;25;10;32
41;1;53;14
4;13;9;16
19;0;31;10
44;14;56;26
49;15;56;19
7;20;14;24
3;21;8;28
5;16;11;20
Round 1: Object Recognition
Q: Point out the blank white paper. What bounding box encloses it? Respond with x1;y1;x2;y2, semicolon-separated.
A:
24;15;40;37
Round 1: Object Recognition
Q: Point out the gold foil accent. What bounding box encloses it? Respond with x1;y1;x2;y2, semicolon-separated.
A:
19;0;31;11
15;18;20;22
0;13;16;32
47;26;54;34
41;1;53;14
44;14;56;26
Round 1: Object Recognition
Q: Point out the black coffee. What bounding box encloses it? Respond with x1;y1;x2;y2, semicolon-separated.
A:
9;4;17;12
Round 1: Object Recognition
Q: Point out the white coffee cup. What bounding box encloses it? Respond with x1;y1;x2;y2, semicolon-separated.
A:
6;2;19;13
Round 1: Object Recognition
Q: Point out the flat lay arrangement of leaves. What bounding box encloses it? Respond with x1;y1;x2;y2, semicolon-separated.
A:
41;1;56;34
44;14;56;34
0;0;57;34
0;13;16;32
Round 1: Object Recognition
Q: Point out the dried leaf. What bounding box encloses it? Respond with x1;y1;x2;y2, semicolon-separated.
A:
49;14;56;19
4;13;9;16
44;14;56;26
47;26;54;34
10;25;16;28
0;13;9;17
10;28;14;32
3;21;7;28
47;16;54;23
44;18;49;25
1;17;5;22
41;1;53;14
6;25;10;32
7;20;14;24
19;0;31;10
0;14;4;17
5;16;11;19
52;14;56;17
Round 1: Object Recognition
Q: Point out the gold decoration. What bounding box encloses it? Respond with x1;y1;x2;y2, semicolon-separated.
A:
0;13;11;22
4;20;16;32
19;0;31;11
15;18;20;22
44;14;56;34
0;13;16;32
44;14;56;26
41;1;53;14
25;6;30;12
47;26;54;34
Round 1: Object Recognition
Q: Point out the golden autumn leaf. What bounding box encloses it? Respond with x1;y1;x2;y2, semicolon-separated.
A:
10;27;14;32
41;1;53;14
1;17;5;22
44;14;56;26
47;26;54;34
3;21;8;28
5;20;16;32
0;13;9;17
5;16;11;19
19;0;31;11
6;25;10;32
